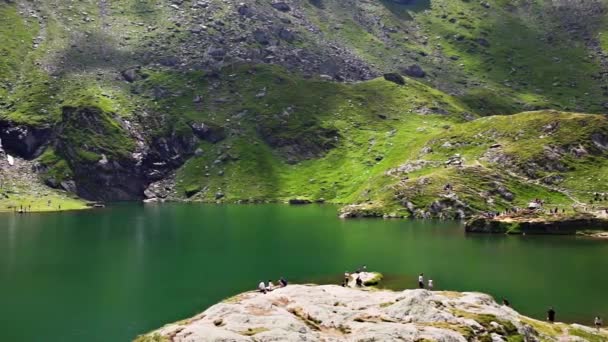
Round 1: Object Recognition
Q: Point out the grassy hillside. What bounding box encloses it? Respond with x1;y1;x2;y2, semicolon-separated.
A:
343;111;608;218
303;0;608;114
136;64;473;202
1;0;607;215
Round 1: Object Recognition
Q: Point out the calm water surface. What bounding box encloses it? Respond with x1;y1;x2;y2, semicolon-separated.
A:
1;204;607;341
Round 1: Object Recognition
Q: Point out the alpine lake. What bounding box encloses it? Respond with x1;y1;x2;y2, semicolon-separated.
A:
1;203;607;341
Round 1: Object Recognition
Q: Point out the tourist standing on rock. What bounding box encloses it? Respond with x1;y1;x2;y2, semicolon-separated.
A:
595;316;603;331
258;281;267;294
547;307;556;323
428;279;433;290
418;273;425;289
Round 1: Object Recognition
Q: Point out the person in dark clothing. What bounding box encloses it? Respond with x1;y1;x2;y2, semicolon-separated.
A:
547;307;556;323
356;276;363;287
279;277;288;287
502;298;510;307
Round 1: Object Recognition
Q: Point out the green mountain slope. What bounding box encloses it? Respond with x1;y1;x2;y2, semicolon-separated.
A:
1;0;607;216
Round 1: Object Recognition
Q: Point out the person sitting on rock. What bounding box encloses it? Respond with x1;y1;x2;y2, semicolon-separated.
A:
266;280;275;292
279;277;288;287
258;281;267;294
356;276;363;287
502;298;510;307
418;273;425;289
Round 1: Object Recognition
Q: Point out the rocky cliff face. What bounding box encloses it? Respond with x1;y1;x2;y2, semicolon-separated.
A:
136;285;607;341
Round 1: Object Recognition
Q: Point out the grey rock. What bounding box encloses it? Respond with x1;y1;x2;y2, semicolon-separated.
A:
271;2;291;12
402;64;426;78
383;73;405;85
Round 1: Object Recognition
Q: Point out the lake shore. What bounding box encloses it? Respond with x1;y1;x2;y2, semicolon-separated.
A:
135;284;607;342
465;211;608;236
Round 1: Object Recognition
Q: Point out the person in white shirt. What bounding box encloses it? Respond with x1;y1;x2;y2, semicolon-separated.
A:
428;279;434;290
595;316;603;331
267;280;275;291
418;273;425;289
258;281;267;294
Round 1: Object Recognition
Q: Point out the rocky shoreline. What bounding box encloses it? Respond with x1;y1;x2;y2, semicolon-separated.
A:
465;213;608;236
135;285;606;342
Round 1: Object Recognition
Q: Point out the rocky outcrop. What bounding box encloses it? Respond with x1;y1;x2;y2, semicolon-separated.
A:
136;285;607;342
26;106;199;201
0;120;52;159
465;214;608;235
257;124;339;164
190;122;226;144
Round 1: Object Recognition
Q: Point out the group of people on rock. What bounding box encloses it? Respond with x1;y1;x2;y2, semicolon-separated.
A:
341;265;368;287
500;302;603;331
257;277;288;294
254;272;604;332
417;273;434;290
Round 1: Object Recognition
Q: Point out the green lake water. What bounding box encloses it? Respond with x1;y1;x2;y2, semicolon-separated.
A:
1;203;607;341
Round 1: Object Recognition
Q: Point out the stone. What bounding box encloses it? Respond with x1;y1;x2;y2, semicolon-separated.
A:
383;73;405;85
253;30;271;45
288;198;312;205
190;122;226;143
120;67;140;82
271;2;291;12
402;64;426;78
60;180;77;193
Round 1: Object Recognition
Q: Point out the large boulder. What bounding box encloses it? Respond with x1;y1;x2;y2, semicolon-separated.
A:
271;2;291;12
402;64;426;78
383;73;405;85
190;122;226;143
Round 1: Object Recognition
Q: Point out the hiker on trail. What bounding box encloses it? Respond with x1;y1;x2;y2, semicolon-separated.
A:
258;281;267;294
279;277;288;287
266;280;275;292
547;307;556;323
428;279;434;290
418;273;425;289
595;316;603;331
